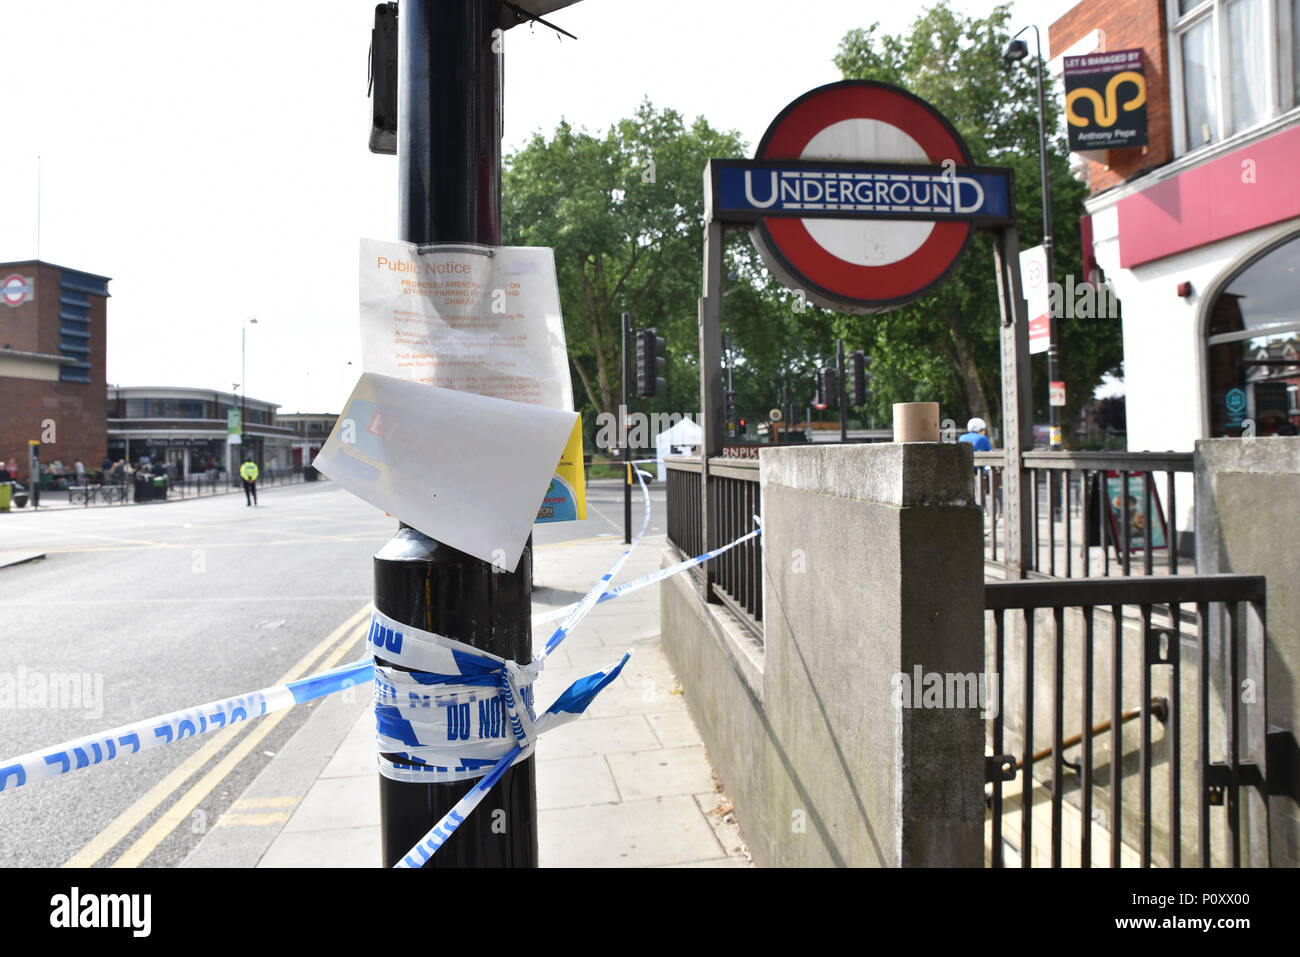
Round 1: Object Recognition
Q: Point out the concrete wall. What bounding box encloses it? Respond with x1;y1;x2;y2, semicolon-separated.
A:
660;443;984;866
1196;437;1300;866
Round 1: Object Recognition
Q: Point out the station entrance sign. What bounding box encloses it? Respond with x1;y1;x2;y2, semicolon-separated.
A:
707;80;1014;314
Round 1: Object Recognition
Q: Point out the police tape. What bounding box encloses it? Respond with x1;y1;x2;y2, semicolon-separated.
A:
532;516;762;626
0;659;371;794
387;466;657;864
0;467;760;865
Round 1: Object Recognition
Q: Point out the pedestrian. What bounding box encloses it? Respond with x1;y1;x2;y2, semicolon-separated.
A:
959;417;998;532
239;458;259;506
74;458;86;483
957;417;993;452
6;458;17;481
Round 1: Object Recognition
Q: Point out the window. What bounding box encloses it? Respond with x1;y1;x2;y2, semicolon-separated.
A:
1169;0;1297;155
1206;232;1300;436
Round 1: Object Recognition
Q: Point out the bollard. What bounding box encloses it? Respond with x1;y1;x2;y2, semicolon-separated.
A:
374;0;537;868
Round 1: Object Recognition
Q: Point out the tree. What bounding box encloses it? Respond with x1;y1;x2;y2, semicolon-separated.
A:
831;2;1123;442
503;102;746;443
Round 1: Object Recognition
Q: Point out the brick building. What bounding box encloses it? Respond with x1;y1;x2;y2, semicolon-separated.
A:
0;260;110;481
1050;0;1300;534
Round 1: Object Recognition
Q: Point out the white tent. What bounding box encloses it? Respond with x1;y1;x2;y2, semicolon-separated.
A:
655;416;703;477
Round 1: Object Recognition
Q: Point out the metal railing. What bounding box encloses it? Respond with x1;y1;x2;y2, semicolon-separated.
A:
707;458;762;627
665;457;763;631
975;451;1195;578
984;574;1269;868
665;459;702;560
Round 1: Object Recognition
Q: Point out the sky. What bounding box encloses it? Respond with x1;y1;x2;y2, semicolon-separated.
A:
0;0;1078;413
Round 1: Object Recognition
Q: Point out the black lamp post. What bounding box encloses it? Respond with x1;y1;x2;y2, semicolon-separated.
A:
241;316;258;462
1004;25;1063;450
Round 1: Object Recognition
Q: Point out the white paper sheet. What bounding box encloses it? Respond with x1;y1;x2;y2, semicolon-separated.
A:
312;373;577;572
358;239;573;411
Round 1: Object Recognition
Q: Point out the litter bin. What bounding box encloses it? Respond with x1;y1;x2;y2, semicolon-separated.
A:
153;475;168;501
0;483;10;512
134;475;152;503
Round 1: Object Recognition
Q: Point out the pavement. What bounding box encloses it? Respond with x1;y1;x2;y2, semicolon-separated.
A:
181;531;754;868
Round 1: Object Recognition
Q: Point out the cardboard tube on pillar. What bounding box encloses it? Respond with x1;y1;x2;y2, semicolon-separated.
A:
893;402;940;443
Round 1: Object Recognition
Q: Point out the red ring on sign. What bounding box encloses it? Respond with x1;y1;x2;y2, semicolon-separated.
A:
755;81;975;308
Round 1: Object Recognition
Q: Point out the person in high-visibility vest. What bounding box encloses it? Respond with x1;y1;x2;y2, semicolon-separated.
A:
239;459;259;507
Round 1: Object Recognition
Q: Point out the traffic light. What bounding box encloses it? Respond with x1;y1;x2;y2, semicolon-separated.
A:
819;365;837;409
724;389;738;435
368;3;399;155
851;351;874;406
636;327;666;398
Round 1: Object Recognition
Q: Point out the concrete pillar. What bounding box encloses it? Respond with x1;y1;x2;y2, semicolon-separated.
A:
1196;437;1300;867
660;442;984;866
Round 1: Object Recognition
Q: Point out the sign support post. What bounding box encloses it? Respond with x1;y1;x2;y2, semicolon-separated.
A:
993;226;1034;578
695;81;1033;585
699;215;725;601
374;0;537;868
622;311;632;544
837;338;847;443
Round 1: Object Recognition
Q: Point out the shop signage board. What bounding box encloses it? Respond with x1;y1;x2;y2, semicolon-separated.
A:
1064;49;1148;152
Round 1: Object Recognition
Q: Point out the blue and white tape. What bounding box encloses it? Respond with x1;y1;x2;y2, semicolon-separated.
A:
0;465;761;867
533;515;762;626
392;466;658;865
0;659;371;794
365;467;651;787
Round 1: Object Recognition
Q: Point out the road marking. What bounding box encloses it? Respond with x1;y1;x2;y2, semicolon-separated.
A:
214;811;294;828
27;535;392;555
2;596;373;607
110;616;370;868
63;602;372;868
231;796;300;809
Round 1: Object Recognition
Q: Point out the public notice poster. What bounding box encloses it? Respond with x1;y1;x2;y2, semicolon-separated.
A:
357;238;585;523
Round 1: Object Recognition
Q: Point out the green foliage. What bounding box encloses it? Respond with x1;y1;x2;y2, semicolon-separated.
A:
833;1;1123;441
503;2;1123;447
503;102;745;442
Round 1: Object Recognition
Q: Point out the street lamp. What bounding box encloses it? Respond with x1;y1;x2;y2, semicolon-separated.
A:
241;316;258;450
1003;25;1063;450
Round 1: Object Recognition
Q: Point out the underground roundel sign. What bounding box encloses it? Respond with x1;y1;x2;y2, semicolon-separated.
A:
709;81;1013;314
2;274;34;308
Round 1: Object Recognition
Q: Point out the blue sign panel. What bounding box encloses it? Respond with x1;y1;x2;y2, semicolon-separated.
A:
713;160;1013;226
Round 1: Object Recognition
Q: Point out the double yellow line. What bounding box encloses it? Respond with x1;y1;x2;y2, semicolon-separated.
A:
64;603;373;869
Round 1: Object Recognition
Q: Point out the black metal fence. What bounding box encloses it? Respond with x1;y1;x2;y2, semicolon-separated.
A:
666;457;762;631
975;451;1195;578
55;467;319;507
984;574;1268;867
665;459;702;560
708;459;762;627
